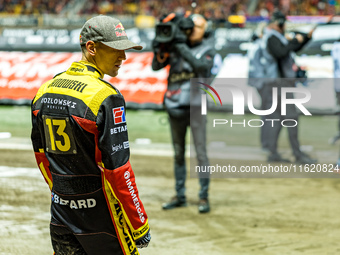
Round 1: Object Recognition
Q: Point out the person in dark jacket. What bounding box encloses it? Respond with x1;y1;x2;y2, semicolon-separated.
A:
152;14;216;213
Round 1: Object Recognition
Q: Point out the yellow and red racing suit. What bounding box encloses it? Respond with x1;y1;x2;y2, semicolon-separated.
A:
31;61;149;255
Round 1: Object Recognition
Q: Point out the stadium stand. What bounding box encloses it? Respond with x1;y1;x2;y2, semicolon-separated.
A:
1;0;339;21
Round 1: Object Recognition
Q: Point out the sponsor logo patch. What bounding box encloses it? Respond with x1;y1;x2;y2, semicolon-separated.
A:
113;106;126;124
115;23;124;30
115;22;127;37
111;144;123;155
123;141;129;149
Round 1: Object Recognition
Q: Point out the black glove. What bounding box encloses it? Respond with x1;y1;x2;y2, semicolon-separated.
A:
135;230;151;249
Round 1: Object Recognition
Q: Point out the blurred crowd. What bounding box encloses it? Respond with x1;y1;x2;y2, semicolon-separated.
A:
1;0;340;20
0;0;69;14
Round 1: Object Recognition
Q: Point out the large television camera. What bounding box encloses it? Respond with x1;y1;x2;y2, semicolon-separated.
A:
153;13;195;51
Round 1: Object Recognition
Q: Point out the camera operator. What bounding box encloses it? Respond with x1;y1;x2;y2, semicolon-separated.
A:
152;13;216;213
260;10;316;164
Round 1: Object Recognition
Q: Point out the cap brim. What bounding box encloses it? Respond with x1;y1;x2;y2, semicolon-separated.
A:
102;40;143;50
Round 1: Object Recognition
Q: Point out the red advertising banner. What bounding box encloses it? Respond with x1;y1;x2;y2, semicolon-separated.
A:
0;51;168;107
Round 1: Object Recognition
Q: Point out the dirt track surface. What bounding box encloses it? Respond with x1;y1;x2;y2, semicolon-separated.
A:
1;148;340;255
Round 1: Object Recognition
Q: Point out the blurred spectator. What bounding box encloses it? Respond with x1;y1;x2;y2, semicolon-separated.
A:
259;10;317;164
